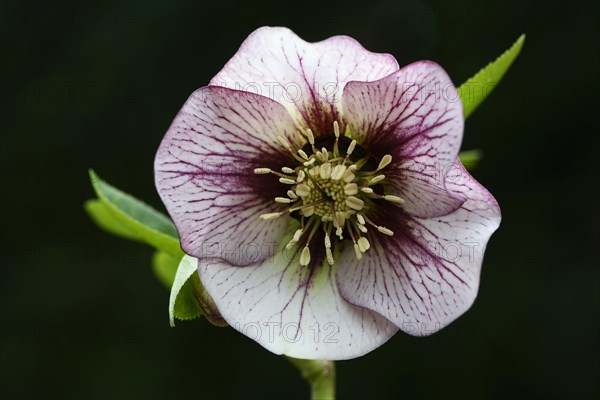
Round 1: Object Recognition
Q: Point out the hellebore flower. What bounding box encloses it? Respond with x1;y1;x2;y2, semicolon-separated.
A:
155;27;501;360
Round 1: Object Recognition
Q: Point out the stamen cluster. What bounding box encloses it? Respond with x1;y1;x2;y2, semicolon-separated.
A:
256;122;404;266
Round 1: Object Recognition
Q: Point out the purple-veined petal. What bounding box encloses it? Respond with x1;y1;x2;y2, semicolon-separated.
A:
343;61;465;218
336;162;501;335
210;26;399;134
155;86;302;266
198;224;398;360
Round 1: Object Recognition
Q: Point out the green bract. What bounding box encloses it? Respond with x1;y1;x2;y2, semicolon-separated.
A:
169;255;203;326
86;170;182;257
85;170;202;323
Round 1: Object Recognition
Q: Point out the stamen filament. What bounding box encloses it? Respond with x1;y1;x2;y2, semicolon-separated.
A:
333;121;340;158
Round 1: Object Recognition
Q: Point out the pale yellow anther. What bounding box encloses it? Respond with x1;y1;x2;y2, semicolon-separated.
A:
300;246;311;266
326;248;335;265
320;162;332;179
331;165;346;181
377;226;394;236
335;212;346;228
321;147;329;161
293;229;303;242
296;184;311;197
377;155;392;170
324;234;331;249
353;243;363;260
298;149;309;160
275;197;291;204
347;140;357;155
281;167;294;174
260;212;283;220
286;229;303;250
279;177;296;185
277;136;291;150
303;158;316;166
361;187;374;194
384;195;405;204
296;170;306;182
344;183;358;195
333;121;340;138
306;129;315;145
357;214;366;225
287;190;297;199
370;175;385;185
342;169;356;183
302;206;314;217
345;196;364;211
358;224;368;233
254;168;271;174
358;237;370;252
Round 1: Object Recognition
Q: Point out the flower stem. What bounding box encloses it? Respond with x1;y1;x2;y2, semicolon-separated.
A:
285;357;336;400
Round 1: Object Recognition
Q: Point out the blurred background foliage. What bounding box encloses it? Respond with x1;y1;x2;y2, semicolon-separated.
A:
1;1;598;399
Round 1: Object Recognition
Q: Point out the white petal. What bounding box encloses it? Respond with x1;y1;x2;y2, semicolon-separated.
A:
155;86;300;266
210;27;399;133
198;225;397;360
343;61;465;218
336;162;501;335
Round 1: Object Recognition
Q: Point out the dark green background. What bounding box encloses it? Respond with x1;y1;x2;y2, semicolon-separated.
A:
2;1;599;399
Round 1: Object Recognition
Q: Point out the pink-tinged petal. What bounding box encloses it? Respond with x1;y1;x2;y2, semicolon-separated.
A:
336;162;501;335
198;228;398;360
155;86;302;266
210;26;399;134
343;61;465;218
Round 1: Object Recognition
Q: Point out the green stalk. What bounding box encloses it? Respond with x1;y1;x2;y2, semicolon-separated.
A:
286;357;336;400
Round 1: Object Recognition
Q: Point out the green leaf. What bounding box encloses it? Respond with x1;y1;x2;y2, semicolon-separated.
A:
458;149;483;171
458;34;525;119
87;169;183;258
152;251;180;289
169;255;203;326
84;199;139;240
